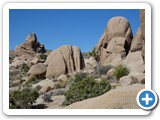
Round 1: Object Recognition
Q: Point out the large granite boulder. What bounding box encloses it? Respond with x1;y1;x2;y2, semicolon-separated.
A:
45;45;85;78
27;63;46;78
105;17;133;51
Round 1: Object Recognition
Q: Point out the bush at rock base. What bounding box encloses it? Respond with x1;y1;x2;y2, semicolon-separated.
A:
63;76;111;106
113;64;130;80
39;54;47;61
25;76;40;86
9;87;39;109
88;47;100;61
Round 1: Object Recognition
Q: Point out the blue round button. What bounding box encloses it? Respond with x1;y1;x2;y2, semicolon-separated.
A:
137;89;158;110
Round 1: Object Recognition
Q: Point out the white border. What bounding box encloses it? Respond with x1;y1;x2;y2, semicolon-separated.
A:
3;3;151;115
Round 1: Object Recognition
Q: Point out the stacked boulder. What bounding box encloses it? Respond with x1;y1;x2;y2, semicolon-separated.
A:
96;12;145;85
44;45;85;78
96;17;133;67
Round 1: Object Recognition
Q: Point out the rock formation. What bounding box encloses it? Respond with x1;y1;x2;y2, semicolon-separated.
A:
27;63;46;78
14;33;46;60
45;45;85;78
96;17;133;66
9;10;146;109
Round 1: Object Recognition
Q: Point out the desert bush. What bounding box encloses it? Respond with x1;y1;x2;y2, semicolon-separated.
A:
74;72;88;82
9;87;39;109
9;55;15;63
63;76;111;106
26;76;40;86
113;64;130;80
39;54;47;61
88;47;100;61
42;94;52;102
21;63;30;73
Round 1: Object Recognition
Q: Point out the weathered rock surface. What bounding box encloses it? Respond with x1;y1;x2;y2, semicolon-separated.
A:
130;27;143;52
57;75;68;82
27;63;46;78
38;86;51;95
105;17;133;46
119;75;137;86
65;85;144;109
84;56;97;71
103;53;122;67
45;45;85;78
32;78;56;93
106;68;115;81
47;95;65;109
129;72;145;84
123;51;144;73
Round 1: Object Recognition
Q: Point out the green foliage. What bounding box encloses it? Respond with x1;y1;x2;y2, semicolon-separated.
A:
26;76;40;86
9;55;15;63
39;54;47;61
88;47;100;61
9;88;39;109
63;76;111;106
21;63;30;73
113;64;130;80
74;72;88;82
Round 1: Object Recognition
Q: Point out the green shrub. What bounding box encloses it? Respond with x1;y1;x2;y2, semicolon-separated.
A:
9;88;39;109
39;54;47;61
88;47;100;61
26;76;40;86
113;64;130;80
63;76;111;106
74;72;88;82
9;55;15;63
21;63;30;73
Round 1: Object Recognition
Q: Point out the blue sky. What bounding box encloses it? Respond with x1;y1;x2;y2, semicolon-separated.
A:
9;9;140;52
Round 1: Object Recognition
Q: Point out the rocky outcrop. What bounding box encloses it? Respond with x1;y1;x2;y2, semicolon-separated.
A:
45;45;85;78
96;17;133;66
65;85;144;109
27;63;46;78
14;33;46;60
